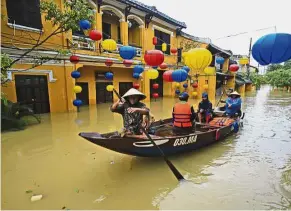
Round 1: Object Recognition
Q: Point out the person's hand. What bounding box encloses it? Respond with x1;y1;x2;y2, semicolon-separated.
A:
228;105;231;108
118;98;125;105
127;107;139;113
200;109;204;113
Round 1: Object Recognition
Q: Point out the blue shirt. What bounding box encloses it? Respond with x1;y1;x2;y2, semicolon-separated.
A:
225;97;242;115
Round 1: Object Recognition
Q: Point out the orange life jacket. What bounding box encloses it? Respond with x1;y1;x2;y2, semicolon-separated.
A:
173;102;192;128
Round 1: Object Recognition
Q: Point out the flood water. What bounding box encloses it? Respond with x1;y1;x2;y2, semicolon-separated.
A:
2;85;291;210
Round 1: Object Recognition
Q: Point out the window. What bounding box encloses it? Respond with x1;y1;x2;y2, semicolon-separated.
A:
6;0;42;29
117;26;121;44
102;22;111;40
154;29;170;55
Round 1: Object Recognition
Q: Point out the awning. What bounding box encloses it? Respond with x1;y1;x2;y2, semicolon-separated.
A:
207;43;232;58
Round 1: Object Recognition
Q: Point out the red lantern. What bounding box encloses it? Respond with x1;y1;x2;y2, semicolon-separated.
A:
229;64;239;72
163;70;173;82
159;63;168;69
70;55;80;64
144;50;164;66
153;37;158;45
89;30;102;41
152;93;159;98
123;60;133;67
153;83;159;89
133;83;140;89
105;59;113;67
192;82;198;88
171;48;178;54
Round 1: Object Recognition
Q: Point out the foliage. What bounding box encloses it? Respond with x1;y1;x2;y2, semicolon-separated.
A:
265;69;291;88
1;54;13;84
180;40;201;52
267;59;291;72
249;72;268;87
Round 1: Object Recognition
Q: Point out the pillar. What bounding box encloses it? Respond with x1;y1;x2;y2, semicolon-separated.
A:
120;20;128;45
96;11;103;53
139;25;145;54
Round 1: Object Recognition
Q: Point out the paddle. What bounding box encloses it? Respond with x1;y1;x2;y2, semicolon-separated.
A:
112;88;185;181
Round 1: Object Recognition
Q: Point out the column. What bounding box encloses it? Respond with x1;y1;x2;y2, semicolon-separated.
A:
95;11;103;53
119;19;128;45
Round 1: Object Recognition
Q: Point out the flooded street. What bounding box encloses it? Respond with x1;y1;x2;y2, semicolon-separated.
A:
1;85;291;210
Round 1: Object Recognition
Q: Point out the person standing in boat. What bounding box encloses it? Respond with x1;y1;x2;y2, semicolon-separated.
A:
197;92;213;123
172;92;196;135
225;91;242;117
110;88;150;137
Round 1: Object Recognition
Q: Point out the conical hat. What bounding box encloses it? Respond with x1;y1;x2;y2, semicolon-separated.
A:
229;91;240;96
122;88;146;100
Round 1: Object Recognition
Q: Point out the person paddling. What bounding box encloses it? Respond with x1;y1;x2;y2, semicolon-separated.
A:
225;91;242;117
110;88;150;137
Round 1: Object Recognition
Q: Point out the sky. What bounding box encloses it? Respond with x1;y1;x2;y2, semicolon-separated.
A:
139;0;291;72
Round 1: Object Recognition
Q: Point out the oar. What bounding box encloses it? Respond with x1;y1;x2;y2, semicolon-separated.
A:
112;88;185;181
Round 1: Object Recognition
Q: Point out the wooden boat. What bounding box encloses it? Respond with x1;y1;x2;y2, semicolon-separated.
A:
79;110;244;157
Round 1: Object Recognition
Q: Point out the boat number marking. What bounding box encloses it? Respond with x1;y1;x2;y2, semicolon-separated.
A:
173;135;197;147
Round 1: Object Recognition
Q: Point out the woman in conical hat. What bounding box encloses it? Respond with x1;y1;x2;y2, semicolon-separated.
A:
229;91;241;97
110;88;150;136
225;90;242;117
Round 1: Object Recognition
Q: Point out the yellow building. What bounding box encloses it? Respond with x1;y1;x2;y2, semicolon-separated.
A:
1;0;233;113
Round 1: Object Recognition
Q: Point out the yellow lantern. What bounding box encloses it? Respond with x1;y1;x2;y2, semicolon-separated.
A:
192;92;198;97
106;85;114;92
184;48;212;71
174;82;180;88
102;39;117;51
146;69;159;79
83;29;90;36
73;85;82;93
239;57;249;65
162;43;167;52
203;84;209;90
204;67;215;75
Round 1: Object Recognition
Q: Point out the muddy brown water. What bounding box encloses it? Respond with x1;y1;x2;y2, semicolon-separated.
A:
1;85;291;210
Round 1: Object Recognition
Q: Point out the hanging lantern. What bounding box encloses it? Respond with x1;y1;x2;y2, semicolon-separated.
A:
184;48;212;71
123;60;133;67
252;33;291;65
71;71;81;79
70;55;80;64
105;72;113;80
146;69;159;79
133;65;144;74
192;82;198;88
133;73;140;79
152;93;159;98
229;64;239;72
183;83;188;89
239;57;249;65
204;67;215;75
144;50;165;66
73;99;83;107
216;57;225;64
73;85;82;93
159;63;168;69
192;92;198;97
175;89;181;95
162;43;167;52
152;66;158;69
106;85;114;92
171;69;188;82
79;20;91;30
182;66;190;73
153;37;158;45
133;83;140;89
171;48;178;54
83;29;90;36
105;59;113;67
102;39;117;51
174;83;180;88
119;46;137;60
163;70;173;82
153;83;159;89
203;84;209;90
89;30;102;41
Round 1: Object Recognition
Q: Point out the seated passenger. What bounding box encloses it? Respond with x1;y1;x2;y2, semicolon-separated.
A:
198;92;213;123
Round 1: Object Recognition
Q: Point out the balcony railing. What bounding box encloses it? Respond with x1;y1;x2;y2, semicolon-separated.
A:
72;35;95;51
103;43;142;57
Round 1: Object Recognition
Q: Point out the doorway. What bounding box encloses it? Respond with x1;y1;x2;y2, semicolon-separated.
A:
150;70;163;98
15;75;50;114
75;82;89;106
119;82;133;97
96;82;113;104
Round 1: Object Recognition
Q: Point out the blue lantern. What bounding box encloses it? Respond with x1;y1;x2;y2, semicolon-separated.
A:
119;46;137;60
73;99;83;107
133;65;144;74
216;57;225;64
133;73;140;79
182;66;190;73
172;69;188;82
71;71;81;79
175;89;181;95
79;20;91;30
183;83;188;88
252;33;291;65
105;72;113;80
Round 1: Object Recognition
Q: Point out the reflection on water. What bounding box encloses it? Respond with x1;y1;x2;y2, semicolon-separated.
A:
1;85;291;210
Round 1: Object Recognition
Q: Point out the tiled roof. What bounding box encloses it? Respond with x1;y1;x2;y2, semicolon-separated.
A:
180;31;211;44
117;0;187;28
